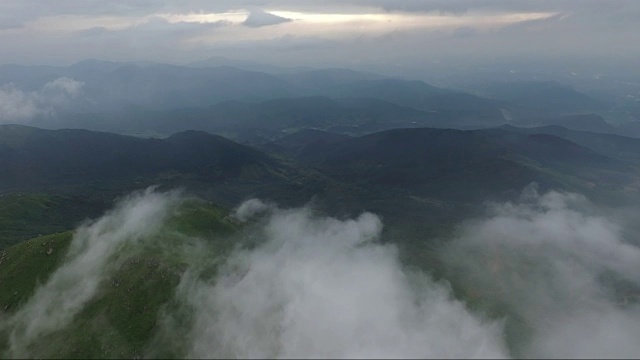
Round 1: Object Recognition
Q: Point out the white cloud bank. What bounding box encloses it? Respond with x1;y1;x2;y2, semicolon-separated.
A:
178;200;508;358
442;186;640;358
4;188;640;358
0;77;84;123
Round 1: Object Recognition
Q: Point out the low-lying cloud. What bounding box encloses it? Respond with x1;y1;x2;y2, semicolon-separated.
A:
0;77;84;123
442;186;640;358
178;200;508;358
3;187;640;358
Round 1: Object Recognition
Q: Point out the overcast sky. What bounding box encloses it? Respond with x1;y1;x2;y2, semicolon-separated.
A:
0;0;638;72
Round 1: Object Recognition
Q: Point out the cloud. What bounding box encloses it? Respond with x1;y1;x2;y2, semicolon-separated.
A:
243;8;292;28
1;0;638;71
0;84;41;121
441;185;640;358
176;201;508;358
232;198;274;222
4;186;640;358
0;77;84;123
3;188;182;357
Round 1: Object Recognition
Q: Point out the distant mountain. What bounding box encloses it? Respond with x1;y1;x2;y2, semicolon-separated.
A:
474;81;609;116
514;114;617;134
271;127;633;213
265;129;351;158
302;127;612;173
0;62;299;111
502;124;640;164
35;96;437;139
0;60;523;133
280;68;388;91
188;56;312;74
333;79;447;107
616;121;640;138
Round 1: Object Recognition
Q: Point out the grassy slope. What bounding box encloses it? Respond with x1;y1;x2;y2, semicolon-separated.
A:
0;199;238;358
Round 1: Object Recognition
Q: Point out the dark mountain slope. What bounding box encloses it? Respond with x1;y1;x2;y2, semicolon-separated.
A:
0;125;285;192
282;127;631;214
502;124;640;164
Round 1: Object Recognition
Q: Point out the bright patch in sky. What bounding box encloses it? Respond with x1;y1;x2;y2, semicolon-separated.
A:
5;9;560;37
159;12;248;24
173;9;561;45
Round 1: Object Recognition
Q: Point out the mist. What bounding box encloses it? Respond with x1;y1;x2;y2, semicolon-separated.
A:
177;193;640;358
178;200;507;358
442;185;640;358
0;77;84;123
3;188;640;358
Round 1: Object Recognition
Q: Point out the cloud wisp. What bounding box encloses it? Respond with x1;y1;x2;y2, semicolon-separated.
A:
0;77;84;123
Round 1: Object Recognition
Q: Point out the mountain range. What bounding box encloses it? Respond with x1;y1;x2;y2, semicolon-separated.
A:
7;60;639;140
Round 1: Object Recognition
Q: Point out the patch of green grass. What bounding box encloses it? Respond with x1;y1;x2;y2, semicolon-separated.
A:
0;232;73;313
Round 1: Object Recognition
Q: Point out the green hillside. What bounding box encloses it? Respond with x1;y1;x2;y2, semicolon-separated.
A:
0;193;107;250
0;198;238;358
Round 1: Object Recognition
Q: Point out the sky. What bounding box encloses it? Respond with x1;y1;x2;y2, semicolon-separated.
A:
0;0;638;72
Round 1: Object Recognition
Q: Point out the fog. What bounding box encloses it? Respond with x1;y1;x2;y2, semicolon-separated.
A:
179;201;507;358
441;186;640;358
0;77;83;123
3;187;640;358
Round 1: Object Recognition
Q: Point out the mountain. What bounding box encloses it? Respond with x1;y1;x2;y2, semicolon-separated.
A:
187;56;312;73
513;114;617;133
1;61;525;133
2;123;640;359
0;125;293;196
3;123;640;245
474;81;609;116
34;96;436;139
0;198;238;358
266;129;351;158
299;127;615;183
616;120;640;138
0;193;106;249
280;68;388;91
0;62;299;112
333;79;447;107
266;126;638;226
82;64;296;110
501;124;640;164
